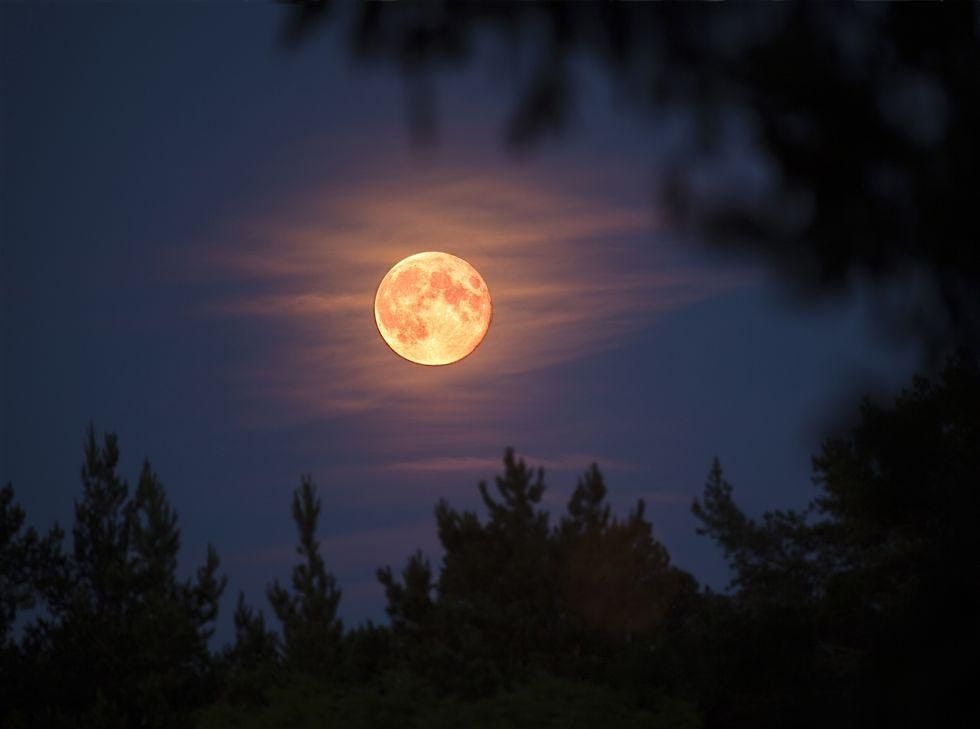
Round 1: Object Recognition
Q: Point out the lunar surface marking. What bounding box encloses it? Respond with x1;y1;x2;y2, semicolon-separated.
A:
374;252;492;365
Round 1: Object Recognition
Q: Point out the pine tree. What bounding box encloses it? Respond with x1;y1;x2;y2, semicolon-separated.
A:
688;354;980;726
130;460;180;591
231;592;280;668
1;483;66;728
559;464;687;650
377;549;436;676
1;483;64;644
72;427;132;615
378;549;435;636
220;592;281;705
19;426;226;728
559;463;611;540
692;458;820;605
434;448;557;684
267;475;342;678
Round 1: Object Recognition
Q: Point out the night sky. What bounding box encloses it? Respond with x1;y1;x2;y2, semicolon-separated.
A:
1;6;920;644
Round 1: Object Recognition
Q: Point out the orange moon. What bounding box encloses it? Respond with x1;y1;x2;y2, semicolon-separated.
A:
374;252;492;365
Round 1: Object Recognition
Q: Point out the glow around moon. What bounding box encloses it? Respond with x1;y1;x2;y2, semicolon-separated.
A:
374;252;492;365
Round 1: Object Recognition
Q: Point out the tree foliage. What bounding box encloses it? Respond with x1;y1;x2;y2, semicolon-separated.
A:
3;426;227;728
372;447;696;707
691;352;980;727
0;484;63;646
267;475;343;678
3;356;977;727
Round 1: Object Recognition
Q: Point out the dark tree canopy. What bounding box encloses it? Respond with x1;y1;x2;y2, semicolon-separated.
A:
370;447;697;708
3;356;978;727
0;484;63;647
3;426;227;728
266;475;343;678
692;352;980;727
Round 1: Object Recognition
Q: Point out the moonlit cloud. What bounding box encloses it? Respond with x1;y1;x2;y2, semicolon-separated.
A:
385;453;637;474
201;156;749;471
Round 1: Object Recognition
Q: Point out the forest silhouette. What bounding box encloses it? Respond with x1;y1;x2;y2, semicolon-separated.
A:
2;352;977;728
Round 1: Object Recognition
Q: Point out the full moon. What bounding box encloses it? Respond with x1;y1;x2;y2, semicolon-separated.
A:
374;252;492;365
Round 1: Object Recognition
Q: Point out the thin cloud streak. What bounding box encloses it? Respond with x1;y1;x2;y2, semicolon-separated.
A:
385;453;637;474
201;161;751;454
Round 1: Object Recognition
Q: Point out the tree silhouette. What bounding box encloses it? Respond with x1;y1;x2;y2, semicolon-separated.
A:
377;548;436;679
71;428;131;616
216;592;281;707
266;475;343;678
6;426;227;728
1;483;65;729
693;458;821;607
691;351;980;727
559;463;611;540
0;484;63;647
691;459;828;728
433;448;556;690
557;463;696;674
372;448;698;707
4;355;976;728
378;549;436;637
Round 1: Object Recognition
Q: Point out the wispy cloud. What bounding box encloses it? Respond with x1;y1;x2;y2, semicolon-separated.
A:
215;293;365;317
385;452;636;474
199;159;750;459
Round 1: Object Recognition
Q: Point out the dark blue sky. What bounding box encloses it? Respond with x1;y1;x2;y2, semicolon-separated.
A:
1;6;919;645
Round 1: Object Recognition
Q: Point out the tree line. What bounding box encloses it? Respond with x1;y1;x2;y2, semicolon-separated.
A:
2;353;977;728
